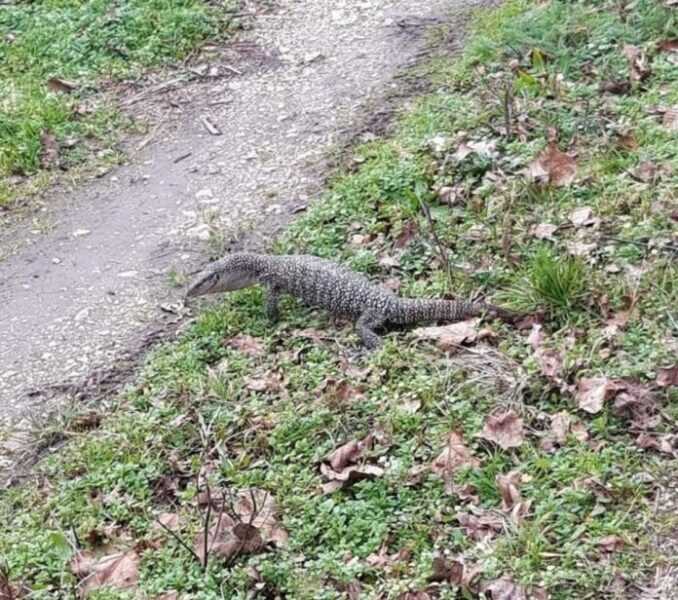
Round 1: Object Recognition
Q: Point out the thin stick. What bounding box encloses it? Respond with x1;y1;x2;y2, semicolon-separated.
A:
202;478;212;570
417;196;453;287
154;517;202;565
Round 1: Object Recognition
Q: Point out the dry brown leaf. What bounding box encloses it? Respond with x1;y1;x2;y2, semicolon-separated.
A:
479;410;524;450
320;435;383;493
379;254;400;269
47;77;78;93
456;510;504;541
661;106;678;135
413;319;486;351
394;220;418;248
39;132;59;170
526;142;577;187
234;490;289;548
194;489;287;564
658;39;678;53
431;432;480;490
318;378;365;404
73;550;140;597
623;44;651;81
530;223;558;240
631;161;659;183
320;463;385;494
244;372;281;393
612;381;659;429
598;535;625;554
225;334;264;357
327;435;373;471
599;79;631;95
602;311;630;338
430;556;481;589
569;206;600;228
635;433;675;455
482;575;528;600
566;240;597;257
575;377;623;414
496;470;522;511
616;131;638;151
656;364;678;388
155;593;179;600
550;411;573;444
154;512;180;531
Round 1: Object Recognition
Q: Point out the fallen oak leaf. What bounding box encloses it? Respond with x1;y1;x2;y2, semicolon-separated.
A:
72;549;140;597
525;142;577;187
478;410;524;450
224;334;264;357
575;377;623;414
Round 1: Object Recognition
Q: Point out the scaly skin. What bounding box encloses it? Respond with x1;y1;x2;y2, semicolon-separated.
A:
186;253;519;348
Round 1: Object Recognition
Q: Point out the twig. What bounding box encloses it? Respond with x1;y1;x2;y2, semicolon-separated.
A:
417;195;453;286
203;478;212;570
154;517;202;565
173;152;192;164
200;115;222;136
600;235;678;254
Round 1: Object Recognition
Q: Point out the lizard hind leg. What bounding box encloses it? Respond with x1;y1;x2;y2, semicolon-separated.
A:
356;310;386;350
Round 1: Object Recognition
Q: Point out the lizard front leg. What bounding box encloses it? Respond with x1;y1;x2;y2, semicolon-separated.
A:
264;284;281;322
356;310;386;349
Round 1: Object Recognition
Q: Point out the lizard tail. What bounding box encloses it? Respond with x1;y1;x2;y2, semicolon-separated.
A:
390;298;519;325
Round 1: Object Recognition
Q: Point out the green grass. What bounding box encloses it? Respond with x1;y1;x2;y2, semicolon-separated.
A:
1;0;677;598
0;0;235;205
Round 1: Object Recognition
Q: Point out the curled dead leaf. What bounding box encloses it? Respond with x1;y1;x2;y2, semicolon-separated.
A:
47;77;78;93
656;364;678;388
39;132;59;170
479;410;525;450
599;79;631;95
662;106;678;131
413;319;488;351
623;44;651;82
327;435;373;471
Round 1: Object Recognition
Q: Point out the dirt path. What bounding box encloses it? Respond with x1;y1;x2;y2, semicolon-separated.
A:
0;0;478;427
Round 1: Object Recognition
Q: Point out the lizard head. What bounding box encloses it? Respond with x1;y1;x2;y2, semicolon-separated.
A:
185;255;260;298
